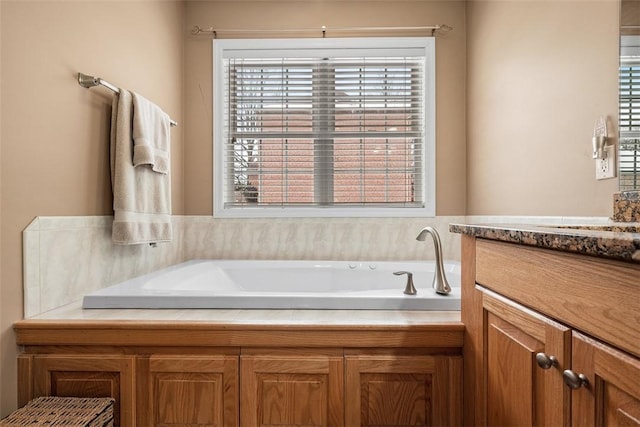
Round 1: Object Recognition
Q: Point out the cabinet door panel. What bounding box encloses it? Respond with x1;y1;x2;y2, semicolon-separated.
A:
345;355;462;427
50;370;120;398
32;355;134;427
259;373;326;425
571;332;640;427
608;385;640;426
139;355;238;427
241;355;343;427
156;372;222;425
486;314;539;426
482;289;571;427
360;372;430;426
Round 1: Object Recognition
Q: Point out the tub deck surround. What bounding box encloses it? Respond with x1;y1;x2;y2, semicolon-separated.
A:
16;300;461;347
14;313;463;348
20;300;462;323
449;222;640;262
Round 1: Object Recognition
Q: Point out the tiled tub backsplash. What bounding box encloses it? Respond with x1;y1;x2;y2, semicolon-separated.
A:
23;217;183;317
179;216;466;261
23;215;465;317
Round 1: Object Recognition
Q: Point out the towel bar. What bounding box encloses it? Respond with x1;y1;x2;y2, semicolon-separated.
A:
78;72;178;127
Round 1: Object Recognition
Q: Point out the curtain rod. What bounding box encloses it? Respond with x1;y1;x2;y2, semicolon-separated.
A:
191;24;452;38
77;73;177;127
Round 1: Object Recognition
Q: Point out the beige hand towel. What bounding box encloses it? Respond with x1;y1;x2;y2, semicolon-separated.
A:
110;89;172;245
132;92;171;174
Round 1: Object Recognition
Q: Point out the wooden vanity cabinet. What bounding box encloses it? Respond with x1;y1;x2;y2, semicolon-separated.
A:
462;235;640;427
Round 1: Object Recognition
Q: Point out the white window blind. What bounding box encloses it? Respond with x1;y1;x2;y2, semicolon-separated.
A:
214;38;435;218
620;59;640;190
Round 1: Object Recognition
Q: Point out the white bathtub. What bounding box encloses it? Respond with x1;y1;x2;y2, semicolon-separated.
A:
82;259;461;310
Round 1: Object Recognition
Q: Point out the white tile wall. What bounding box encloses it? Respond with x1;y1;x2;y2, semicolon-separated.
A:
180;216;465;262
23;216;182;317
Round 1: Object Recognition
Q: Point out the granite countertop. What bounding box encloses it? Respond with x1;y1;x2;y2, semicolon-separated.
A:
450;222;640;263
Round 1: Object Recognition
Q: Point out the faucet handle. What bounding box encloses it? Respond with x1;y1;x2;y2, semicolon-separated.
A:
393;271;417;295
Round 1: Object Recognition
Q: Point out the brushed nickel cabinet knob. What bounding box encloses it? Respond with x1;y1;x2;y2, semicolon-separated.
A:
563;370;589;389
535;352;558;370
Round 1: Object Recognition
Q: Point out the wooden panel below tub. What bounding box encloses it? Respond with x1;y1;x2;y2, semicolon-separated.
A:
16;321;462;427
14;322;464;349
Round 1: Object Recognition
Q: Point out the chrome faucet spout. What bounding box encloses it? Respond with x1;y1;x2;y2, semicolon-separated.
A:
416;226;452;295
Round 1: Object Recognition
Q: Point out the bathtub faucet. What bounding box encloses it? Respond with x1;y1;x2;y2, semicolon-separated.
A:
416;227;452;295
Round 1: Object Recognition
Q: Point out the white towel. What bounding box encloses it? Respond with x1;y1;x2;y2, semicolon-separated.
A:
132;92;171;174
110;89;172;245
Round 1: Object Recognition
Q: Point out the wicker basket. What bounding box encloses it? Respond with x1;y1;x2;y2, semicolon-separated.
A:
0;396;114;427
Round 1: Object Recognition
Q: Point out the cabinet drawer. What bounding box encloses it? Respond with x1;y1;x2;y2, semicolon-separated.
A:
475;239;640;358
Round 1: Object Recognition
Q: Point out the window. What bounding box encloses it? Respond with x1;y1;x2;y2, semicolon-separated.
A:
620;37;640;190
213;38;435;217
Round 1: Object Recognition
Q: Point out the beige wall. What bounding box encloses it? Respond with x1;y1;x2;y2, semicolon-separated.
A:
0;0;184;414
466;0;619;216
183;0;468;215
0;0;3;413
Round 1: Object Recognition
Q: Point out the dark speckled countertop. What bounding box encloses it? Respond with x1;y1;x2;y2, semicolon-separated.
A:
450;223;640;263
